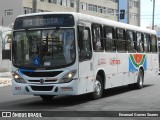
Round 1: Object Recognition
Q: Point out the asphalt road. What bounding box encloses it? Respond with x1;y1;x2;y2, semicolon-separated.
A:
0;74;160;120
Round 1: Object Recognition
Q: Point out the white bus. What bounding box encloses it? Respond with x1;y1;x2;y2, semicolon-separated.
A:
12;12;159;101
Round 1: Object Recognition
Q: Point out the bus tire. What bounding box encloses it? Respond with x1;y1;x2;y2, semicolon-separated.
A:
135;69;144;89
40;95;54;101
92;75;103;99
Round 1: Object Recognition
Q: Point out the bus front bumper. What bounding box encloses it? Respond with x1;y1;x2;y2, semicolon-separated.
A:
12;79;78;96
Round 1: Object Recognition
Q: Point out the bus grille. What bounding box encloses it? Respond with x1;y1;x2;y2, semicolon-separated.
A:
30;86;53;91
28;80;57;83
21;71;63;77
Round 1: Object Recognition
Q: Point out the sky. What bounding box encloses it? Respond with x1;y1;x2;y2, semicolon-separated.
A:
141;0;160;28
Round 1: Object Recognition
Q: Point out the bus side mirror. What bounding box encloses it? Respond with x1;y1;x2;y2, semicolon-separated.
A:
82;30;89;41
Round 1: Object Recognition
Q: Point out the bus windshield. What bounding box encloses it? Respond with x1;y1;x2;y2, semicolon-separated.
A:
12;28;76;69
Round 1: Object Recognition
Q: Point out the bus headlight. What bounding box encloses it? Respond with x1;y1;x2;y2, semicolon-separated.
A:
59;70;77;83
12;72;26;83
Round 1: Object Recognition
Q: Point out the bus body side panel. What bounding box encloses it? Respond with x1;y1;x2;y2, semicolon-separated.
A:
145;53;153;81
78;61;94;94
93;52;117;89
117;53;135;86
152;53;159;74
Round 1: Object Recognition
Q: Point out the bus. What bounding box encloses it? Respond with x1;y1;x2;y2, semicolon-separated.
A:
12;12;159;101
158;40;160;70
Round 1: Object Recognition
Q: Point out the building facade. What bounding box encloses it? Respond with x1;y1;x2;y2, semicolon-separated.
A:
0;0;141;27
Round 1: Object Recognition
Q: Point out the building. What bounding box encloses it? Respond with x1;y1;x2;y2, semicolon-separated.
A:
0;0;141;27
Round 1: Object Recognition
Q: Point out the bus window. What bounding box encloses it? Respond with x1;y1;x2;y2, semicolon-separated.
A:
116;28;126;52
91;24;103;52
144;33;151;52
126;30;136;52
78;26;92;61
136;32;144;52
151;35;157;52
103;26;116;52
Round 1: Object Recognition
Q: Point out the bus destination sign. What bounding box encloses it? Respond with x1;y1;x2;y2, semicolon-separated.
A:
23;17;64;27
13;14;74;29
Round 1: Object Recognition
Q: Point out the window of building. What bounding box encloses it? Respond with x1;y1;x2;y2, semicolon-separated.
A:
92;24;103;52
70;0;75;7
116;28;126;52
126;30;136;52
103;26;116;52
136;32;144;52
134;1;139;8
71;3;74;7
23;7;32;14
97;6;106;13
107;8;114;15
88;4;97;12
80;2;87;10
129;0;133;7
5;9;13;16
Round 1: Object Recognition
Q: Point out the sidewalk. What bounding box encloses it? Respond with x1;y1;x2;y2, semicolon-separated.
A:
0;72;12;87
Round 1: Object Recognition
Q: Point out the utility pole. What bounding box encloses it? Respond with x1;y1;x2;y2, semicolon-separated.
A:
152;0;155;30
32;0;37;13
76;0;80;12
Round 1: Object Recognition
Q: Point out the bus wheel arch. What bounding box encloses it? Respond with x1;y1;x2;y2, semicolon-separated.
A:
97;70;105;90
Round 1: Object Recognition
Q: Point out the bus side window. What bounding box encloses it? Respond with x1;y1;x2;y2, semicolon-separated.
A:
136;32;144;52
151;35;157;52
103;26;116;51
126;30;136;52
144;33;151;52
116;28;126;52
91;23;103;52
78;26;92;61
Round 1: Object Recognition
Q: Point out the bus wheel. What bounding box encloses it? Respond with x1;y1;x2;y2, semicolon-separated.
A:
135;69;144;89
92;75;103;99
40;95;54;101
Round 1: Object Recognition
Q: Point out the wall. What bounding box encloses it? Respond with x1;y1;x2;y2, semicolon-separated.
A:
0;0;23;27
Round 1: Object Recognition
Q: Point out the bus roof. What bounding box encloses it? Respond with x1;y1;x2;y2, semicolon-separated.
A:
16;12;156;35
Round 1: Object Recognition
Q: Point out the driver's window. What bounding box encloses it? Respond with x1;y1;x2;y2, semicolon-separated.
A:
78;26;92;61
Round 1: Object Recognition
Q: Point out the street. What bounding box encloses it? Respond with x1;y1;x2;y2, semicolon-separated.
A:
0;74;160;120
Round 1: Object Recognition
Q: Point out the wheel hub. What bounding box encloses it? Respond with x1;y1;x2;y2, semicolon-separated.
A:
94;80;101;95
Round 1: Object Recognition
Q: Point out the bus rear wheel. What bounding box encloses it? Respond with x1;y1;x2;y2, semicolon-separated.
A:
92;75;103;99
40;95;54;101
135;69;144;89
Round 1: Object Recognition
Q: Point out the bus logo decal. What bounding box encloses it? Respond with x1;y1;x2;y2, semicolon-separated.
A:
129;54;147;72
33;58;40;66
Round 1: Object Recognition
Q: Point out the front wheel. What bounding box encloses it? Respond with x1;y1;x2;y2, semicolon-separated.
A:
92;75;103;99
40;95;54;102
